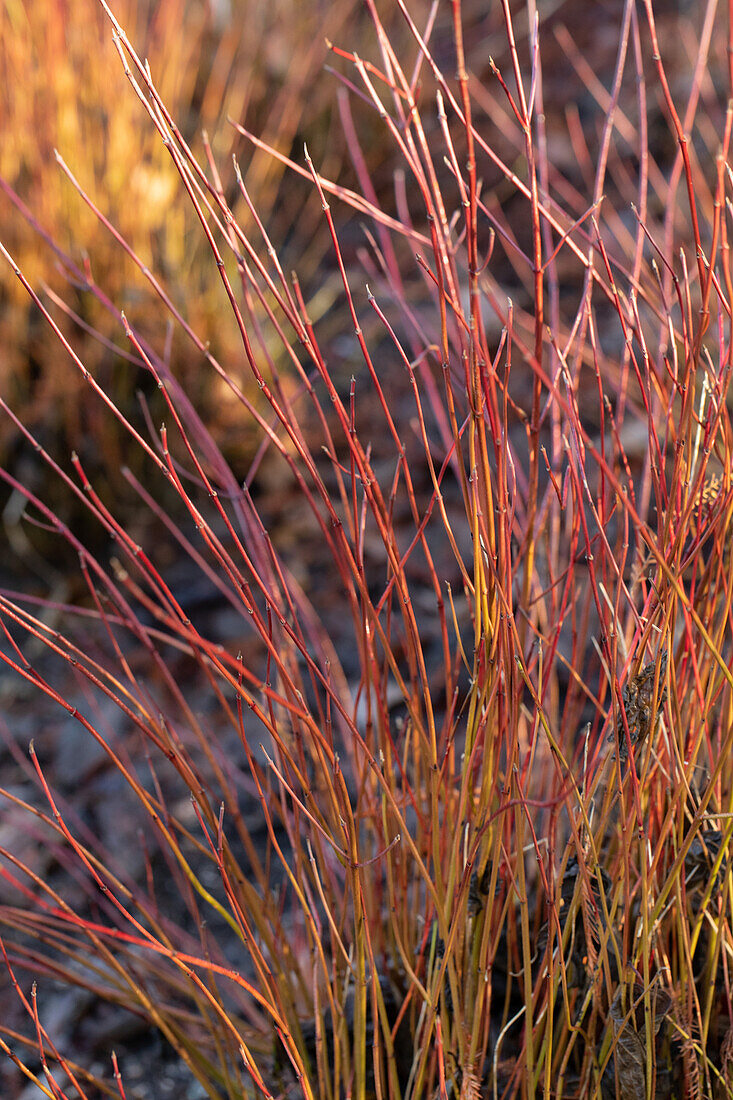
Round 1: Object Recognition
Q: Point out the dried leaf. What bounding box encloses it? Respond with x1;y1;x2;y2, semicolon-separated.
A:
605;982;672;1100
467;863;501;916
684;829;724;895
551;856;614;987
613;652;668;764
459;1068;482;1100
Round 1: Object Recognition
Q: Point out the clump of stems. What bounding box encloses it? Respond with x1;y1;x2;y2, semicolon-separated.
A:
1;0;733;1098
